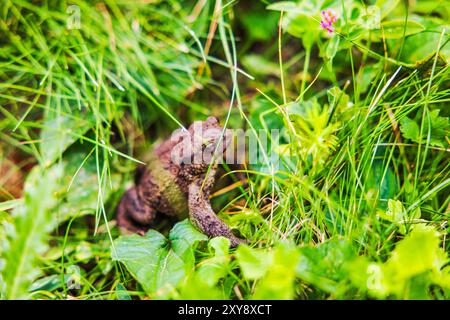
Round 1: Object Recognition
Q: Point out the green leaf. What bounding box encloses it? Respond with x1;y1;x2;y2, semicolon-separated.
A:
296;240;355;294
115;283;132;300
164;237;231;299
283;14;318;48
253;243;300;299
195;237;231;287
346;225;448;298
28;274;67;293
387;225;446;281
378;199;421;234
1;164;63;299
288;99;340;167
58;151;120;220
236;243;299;299
236;245;273;280
0;199;23;212
400;28;450;63
372;20;425;40
400;109;449;147
325;35;340;60
40;113;94;167
399;116;420;141
111;219;207;297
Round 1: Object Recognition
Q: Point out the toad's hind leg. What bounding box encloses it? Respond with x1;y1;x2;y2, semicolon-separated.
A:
187;169;244;247
116;187;156;235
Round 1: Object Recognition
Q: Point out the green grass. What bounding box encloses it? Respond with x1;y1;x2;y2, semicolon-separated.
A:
0;0;449;300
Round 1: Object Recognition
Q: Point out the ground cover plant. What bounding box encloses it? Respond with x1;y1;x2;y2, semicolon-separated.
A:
0;0;449;300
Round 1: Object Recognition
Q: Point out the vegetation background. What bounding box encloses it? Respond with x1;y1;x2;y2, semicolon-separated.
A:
0;0;449;300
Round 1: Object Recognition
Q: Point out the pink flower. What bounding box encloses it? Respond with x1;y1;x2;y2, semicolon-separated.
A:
320;9;337;33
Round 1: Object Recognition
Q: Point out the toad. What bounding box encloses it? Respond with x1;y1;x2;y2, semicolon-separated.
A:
116;117;244;247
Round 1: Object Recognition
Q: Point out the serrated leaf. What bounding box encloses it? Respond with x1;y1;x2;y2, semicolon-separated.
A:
1;164;63;299
346;225;448;298
296;240;355;294
400;116;420;141
378;199;421;234
400;109;449;147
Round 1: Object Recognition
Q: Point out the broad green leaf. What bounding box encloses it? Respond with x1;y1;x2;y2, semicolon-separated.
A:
399;24;450;63
400;116;420;141
177;274;224;299
161;237;230;299
383;199;405;222
283;14;318;48
111;219;207;297
236;243;299;299
372;20;425;40
40;113;94;167
195;237;231;287
208;236;230;257
1;164;63;299
253;243;300;299
169;219;208;264
387;225;446;281
58;151;120;221
236;245;273;280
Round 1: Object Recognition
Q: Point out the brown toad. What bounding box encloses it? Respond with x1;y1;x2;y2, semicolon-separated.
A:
116;117;244;247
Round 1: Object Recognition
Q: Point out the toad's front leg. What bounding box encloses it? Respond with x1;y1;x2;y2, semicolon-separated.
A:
187;166;244;247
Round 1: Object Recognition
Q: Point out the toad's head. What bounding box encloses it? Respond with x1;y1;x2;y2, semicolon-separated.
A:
170;116;232;167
